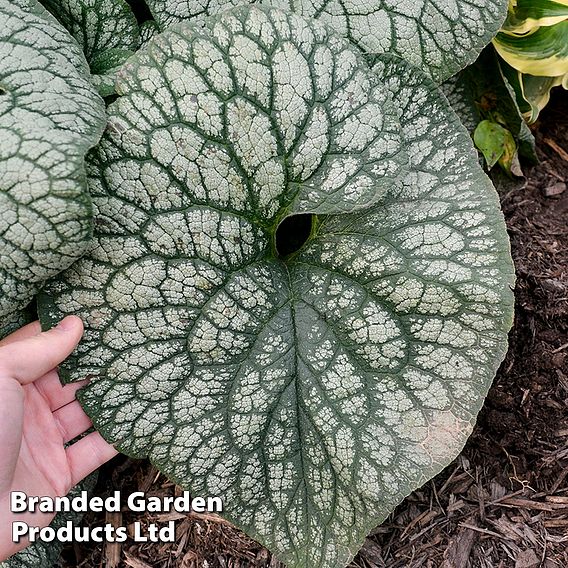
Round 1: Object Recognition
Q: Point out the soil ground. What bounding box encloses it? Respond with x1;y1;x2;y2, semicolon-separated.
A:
61;89;568;568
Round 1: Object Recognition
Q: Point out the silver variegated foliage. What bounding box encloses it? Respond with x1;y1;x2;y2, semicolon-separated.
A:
38;6;514;567
39;0;141;99
146;0;508;82
40;0;140;71
140;20;161;48
0;0;105;334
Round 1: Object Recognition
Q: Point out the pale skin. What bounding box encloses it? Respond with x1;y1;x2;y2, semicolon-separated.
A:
0;316;118;561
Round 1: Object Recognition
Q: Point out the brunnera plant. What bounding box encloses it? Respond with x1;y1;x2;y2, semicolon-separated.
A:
31;4;516;567
0;0;510;340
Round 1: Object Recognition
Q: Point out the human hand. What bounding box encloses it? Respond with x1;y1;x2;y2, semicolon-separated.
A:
0;317;118;561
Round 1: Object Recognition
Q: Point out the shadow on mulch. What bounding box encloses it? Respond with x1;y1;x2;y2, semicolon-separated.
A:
62;90;568;568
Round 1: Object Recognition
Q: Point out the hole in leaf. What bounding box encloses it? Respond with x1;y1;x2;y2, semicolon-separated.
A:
275;214;314;257
125;0;153;24
104;94;119;105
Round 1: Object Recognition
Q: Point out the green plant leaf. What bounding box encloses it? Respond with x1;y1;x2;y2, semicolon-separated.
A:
473;119;521;176
38;6;514;567
474;120;511;168
492;1;568;121
40;0;140;67
499;56;565;122
146;0;508;82
442;47;537;170
0;0;106;330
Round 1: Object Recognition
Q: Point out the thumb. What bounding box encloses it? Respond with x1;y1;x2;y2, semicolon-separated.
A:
0;316;83;385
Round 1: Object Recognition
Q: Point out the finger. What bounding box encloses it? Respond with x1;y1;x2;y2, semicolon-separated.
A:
67;431;118;486
0;316;83;385
53;400;93;443
0;320;41;347
0;378;24;494
34;371;89;411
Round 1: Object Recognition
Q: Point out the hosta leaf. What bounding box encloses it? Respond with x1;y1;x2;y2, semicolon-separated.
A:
503;0;568;34
516;72;565;120
494;20;568;77
38;6;514;567
146;0;508;82
492;1;568;121
0;0;105;327
498;49;566;123
40;0;140;68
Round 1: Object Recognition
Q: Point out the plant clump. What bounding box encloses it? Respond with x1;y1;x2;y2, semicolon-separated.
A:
38;6;514;567
1;1;516;567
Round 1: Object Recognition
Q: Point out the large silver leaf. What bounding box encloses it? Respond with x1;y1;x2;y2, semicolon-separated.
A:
38;6;514;567
146;0;508;82
0;0;105;328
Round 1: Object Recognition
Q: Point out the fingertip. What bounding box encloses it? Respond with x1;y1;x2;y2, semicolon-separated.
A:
55;315;83;334
50;316;84;350
0;316;85;384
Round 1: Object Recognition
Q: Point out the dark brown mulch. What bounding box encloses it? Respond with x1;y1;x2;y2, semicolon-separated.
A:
61;89;568;568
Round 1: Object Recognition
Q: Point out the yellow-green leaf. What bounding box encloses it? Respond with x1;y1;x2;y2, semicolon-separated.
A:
520;73;563;120
504;0;568;33
494;20;568;77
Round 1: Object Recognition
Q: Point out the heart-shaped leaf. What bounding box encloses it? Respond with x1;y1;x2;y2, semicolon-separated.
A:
39;6;514;567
